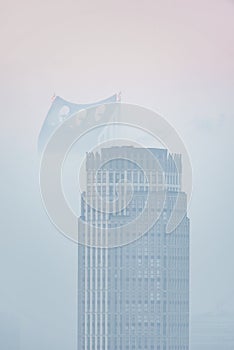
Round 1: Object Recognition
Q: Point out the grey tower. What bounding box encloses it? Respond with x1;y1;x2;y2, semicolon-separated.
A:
78;146;189;350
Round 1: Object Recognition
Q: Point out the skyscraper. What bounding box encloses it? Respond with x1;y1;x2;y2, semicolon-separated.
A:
78;146;189;350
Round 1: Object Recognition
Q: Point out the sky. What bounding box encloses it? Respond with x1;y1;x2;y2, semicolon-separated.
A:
0;0;234;349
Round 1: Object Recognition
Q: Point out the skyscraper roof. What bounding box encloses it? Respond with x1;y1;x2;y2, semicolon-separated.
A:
38;94;118;152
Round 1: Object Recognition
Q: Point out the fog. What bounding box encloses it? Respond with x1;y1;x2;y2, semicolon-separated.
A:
1;0;234;348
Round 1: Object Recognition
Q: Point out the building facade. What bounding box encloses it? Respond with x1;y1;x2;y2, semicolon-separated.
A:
78;146;189;350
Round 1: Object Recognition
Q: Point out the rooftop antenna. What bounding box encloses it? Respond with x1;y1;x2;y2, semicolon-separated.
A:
51;92;56;103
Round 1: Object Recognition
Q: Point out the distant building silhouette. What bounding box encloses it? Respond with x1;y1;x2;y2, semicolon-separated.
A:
38;94;118;153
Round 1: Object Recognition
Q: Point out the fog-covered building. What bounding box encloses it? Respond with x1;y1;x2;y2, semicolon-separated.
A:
78;146;189;350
